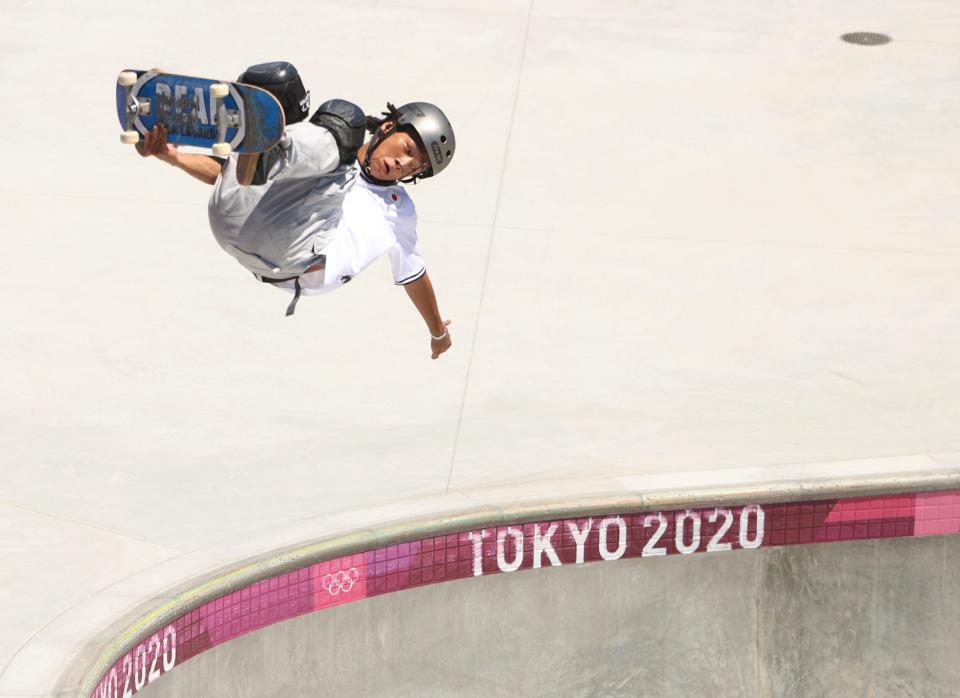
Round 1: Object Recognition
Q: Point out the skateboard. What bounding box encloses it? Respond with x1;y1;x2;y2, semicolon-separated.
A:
115;70;285;156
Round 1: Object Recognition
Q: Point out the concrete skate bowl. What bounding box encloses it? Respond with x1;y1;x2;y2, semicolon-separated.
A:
72;477;960;698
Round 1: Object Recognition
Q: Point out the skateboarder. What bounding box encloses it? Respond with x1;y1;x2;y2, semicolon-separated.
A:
136;62;456;360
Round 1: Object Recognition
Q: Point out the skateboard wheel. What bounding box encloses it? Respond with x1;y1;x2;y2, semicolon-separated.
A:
210;83;229;98
120;130;140;145
212;142;232;157
118;71;138;87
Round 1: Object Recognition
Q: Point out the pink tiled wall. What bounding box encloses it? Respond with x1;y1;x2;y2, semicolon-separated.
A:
90;489;960;698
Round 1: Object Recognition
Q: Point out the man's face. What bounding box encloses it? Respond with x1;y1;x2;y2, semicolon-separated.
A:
364;121;430;180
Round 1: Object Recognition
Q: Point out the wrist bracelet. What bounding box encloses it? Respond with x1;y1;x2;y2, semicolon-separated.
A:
431;329;448;342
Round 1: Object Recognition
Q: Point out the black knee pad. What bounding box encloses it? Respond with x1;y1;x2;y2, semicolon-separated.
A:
310;99;366;165
237;61;310;125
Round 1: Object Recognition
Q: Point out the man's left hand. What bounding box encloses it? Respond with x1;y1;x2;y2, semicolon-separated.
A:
431;320;453;360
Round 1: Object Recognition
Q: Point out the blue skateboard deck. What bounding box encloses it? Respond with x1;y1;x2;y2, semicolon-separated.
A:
116;70;285;154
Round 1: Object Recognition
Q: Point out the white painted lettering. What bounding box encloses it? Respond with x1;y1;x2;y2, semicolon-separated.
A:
566;519;593;564
739;505;765;549
496;527;523;572
599;516;627;561
134;643;147;690
532;523;561;569
642;513;668;557
147;633;161;682
467;530;489;577
707;509;734;552
675;511;701;554
191;87;208;124
209;89;219;125
121;653;132;697
162;624;177;672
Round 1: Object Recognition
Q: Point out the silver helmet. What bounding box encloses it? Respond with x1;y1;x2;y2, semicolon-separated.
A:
395;102;455;178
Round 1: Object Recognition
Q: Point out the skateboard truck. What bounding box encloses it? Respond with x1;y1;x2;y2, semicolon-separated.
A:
117;71;142;144
210;83;232;157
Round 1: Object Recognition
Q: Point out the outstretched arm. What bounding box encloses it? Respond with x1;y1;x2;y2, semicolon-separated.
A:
403;272;452;360
135;124;224;185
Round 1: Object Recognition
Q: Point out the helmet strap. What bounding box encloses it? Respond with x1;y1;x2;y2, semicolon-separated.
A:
361;103;405;184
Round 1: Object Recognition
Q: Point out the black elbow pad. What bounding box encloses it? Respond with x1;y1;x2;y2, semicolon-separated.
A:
309;99;366;165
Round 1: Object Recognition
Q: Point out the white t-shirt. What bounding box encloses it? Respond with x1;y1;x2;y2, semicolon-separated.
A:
274;169;425;296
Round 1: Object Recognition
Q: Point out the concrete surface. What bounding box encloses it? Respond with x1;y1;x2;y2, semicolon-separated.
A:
133;536;960;698
2;0;960;694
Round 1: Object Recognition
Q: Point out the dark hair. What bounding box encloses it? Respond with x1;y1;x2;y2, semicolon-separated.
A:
365;102;403;134
365;114;386;134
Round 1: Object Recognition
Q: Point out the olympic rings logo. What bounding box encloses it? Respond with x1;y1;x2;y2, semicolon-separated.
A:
321;568;361;596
